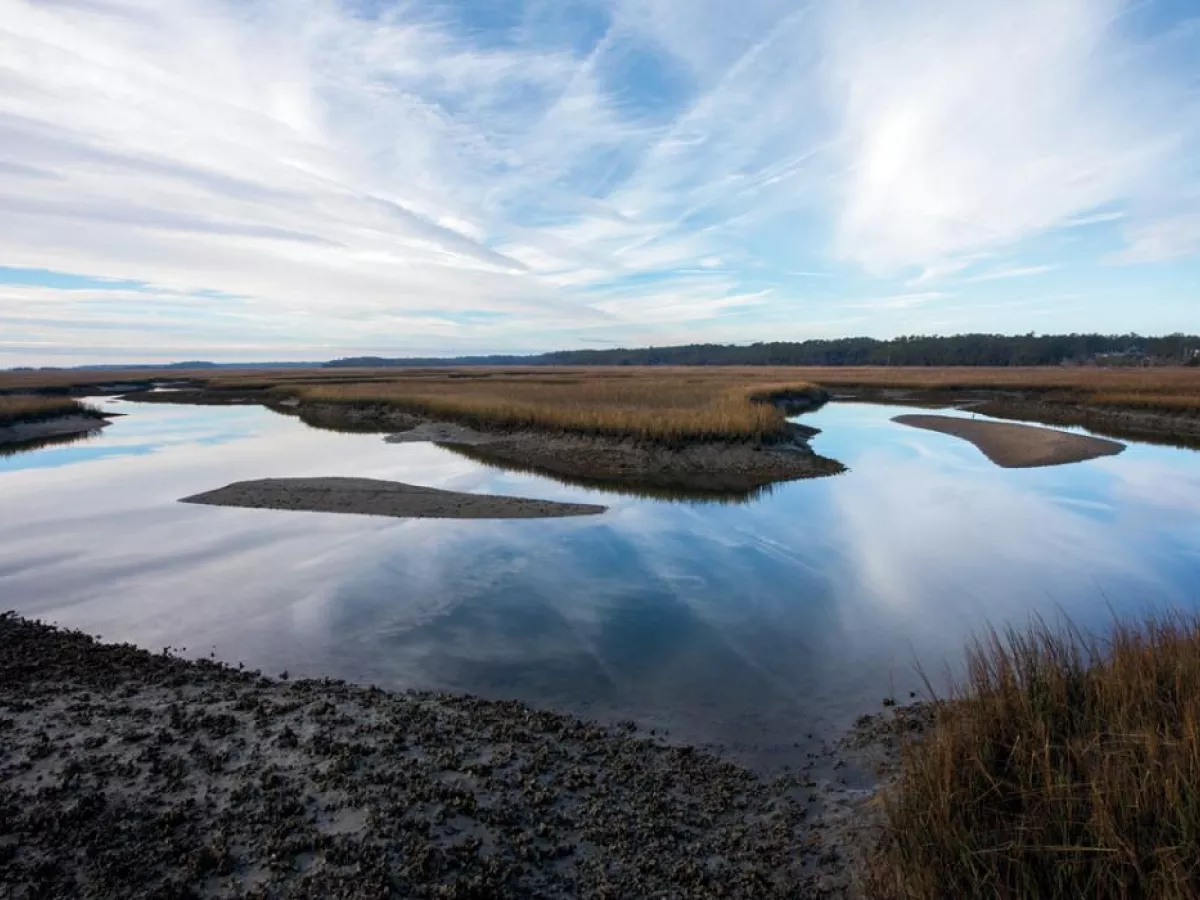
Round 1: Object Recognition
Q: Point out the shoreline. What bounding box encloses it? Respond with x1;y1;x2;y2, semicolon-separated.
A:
0;613;881;898
832;387;1200;448
296;401;845;495
0;413;111;448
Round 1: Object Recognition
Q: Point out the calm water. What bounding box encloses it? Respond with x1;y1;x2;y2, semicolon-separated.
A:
2;398;1199;768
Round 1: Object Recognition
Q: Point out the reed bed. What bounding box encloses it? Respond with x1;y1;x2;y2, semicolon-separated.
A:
870;612;1200;900
0;396;98;427
292;372;826;442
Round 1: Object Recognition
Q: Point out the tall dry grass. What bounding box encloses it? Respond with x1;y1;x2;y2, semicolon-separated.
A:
291;372;826;442
0;396;98;427
870;612;1200;900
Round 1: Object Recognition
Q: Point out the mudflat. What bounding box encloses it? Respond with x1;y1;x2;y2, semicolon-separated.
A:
180;476;606;519
893;414;1125;468
0;613;831;898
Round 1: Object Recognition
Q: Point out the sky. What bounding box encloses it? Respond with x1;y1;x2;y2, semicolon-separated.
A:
1;0;1198;365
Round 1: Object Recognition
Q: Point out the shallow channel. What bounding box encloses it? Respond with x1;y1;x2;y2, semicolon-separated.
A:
2;397;1198;770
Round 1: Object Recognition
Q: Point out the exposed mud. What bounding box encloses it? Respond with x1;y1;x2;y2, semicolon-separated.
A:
0;414;111;448
0;614;880;899
893;414;1125;468
180;477;606;520
293;402;844;494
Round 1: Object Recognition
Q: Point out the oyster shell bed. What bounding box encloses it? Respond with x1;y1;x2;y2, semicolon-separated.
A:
0;613;852;898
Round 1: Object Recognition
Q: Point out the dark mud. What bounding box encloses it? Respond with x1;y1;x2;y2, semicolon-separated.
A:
294;402;844;494
180;477;606;520
0;414;111;448
0;614;884;899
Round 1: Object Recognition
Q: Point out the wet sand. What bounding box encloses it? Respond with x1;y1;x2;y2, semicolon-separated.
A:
0;614;851;898
180;476;606;519
893;414;1125;468
0;414;110;447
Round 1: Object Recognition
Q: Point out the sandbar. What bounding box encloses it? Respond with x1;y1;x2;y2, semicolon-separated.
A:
893;414;1125;468
180;476;606;519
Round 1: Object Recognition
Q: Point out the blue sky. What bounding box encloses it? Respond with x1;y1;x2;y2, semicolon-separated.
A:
1;0;1198;365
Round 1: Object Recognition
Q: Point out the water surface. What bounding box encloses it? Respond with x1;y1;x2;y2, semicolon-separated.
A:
2;398;1198;768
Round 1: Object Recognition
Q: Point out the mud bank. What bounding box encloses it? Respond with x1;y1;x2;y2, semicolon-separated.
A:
833;387;1200;449
0;613;872;899
893;414;1125;468
972;397;1200;449
0;413;110;447
181;477;606;519
297;403;844;494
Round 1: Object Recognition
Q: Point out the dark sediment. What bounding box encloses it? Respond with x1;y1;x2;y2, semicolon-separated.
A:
180;477;606;520
297;402;845;494
0;414;111;448
0;614;853;898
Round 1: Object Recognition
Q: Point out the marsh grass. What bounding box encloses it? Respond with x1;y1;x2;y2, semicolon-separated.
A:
0;396;99;427
287;371;828;442
870;612;1200;900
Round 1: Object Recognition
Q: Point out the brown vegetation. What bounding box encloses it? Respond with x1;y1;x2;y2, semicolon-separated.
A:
870;613;1200;900
256;369;829;443
4;364;1197;439
0;396;100;427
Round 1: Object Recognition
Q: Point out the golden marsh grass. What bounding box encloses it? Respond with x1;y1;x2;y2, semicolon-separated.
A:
283;369;827;442
871;612;1200;900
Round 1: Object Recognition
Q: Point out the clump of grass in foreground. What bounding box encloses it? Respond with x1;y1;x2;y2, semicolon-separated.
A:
870;612;1200;900
0;396;99;427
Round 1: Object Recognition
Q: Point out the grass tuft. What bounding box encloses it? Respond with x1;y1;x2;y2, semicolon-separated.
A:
870;612;1200;900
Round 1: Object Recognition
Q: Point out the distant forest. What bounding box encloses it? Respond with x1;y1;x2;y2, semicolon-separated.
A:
328;333;1200;369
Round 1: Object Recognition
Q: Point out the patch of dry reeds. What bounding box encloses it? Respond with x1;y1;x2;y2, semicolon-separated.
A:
869;612;1200;900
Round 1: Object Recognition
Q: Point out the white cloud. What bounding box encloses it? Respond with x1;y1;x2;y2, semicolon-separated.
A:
962;265;1057;283
824;0;1197;275
0;0;1197;362
847;291;949;311
1116;210;1200;263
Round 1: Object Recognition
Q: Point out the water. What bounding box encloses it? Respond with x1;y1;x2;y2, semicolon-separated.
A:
2;398;1199;768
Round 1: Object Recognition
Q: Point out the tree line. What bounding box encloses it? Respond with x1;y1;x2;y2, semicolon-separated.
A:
328;333;1200;368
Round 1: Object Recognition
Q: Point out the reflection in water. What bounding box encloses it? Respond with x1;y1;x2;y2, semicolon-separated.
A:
439;441;775;504
0;399;1198;769
0;428;103;460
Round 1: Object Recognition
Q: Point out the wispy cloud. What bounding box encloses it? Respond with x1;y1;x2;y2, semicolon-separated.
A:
848;292;950;311
962;265;1057;283
1;0;1198;363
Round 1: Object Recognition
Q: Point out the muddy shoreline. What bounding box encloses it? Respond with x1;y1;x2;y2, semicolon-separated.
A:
0;614;891;899
834;387;1200;448
181;477;607;519
295;402;845;495
0;413;111;448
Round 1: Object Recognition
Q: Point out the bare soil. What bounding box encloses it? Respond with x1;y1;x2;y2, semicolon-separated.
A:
893;414;1126;468
180;477;606;520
